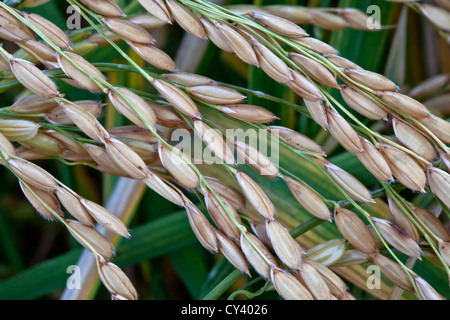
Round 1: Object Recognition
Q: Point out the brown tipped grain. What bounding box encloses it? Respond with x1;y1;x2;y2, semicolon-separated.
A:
204;190;241;242
204;176;246;211
344;68;398;91
193;120;235;165
249;12;308;38
340;85;388;120
240;232;277;279
9;58;61;99
326;108;363;153
254;42;292;83
271;268;314;300
376;91;431;119
165;0;206;39
79;0;126;17
158;142;199;189
266;220;303;269
219;104;278;123
380;144;426;192
102;17;155;43
188;85;245;105
152;78;201;119
325;162;374;203
288;70;323;102
66;219;113;259
235;171;275;220
104;137;149;180
427;167;450;209
57;52;105;91
137;0;172;23
284;176;331;221
184;198;218;252
26;13;71;48
371;217;421;259
108;87;157;129
19;181;62;221
392;118;437;161
99;261;137;300
289;52;338;88
215;22;259;67
370;253;414;291
335;208;378;254
234;140;279;178
356;137;393;181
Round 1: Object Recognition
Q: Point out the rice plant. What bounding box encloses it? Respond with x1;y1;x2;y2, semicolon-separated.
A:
0;0;449;301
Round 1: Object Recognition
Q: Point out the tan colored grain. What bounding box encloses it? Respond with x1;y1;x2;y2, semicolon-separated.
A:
9;58;62;99
370;217;421;259
235;171;275;220
427;167;450;209
266;219;303;269
102;17;155;43
99;261;137;300
335;208;378;254
272;267;314;300
325;162;374;203
305;239;346;267
380;144;426;192
19;181;63;221
219;104;278;123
